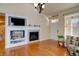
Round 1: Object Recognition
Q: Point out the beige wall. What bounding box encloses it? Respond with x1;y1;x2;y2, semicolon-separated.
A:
0;3;50;40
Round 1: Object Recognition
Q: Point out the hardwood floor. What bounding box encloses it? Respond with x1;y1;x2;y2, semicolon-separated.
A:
0;39;69;56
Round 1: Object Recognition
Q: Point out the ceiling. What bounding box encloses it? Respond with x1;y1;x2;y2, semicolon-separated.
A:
41;3;79;16
0;3;79;17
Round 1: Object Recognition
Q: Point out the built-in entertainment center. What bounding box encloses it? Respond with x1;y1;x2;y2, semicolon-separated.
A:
5;14;40;48
5;14;28;48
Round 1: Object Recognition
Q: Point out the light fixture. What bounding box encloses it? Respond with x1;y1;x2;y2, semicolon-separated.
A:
51;19;59;23
34;3;45;13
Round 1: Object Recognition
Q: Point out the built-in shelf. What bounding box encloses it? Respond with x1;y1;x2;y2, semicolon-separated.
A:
66;36;79;56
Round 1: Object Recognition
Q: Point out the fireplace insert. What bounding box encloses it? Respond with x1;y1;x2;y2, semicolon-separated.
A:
29;32;39;41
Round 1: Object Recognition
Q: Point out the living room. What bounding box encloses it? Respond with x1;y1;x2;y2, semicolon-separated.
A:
0;3;79;56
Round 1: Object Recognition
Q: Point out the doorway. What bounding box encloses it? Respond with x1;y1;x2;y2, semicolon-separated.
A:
50;19;59;40
0;13;5;49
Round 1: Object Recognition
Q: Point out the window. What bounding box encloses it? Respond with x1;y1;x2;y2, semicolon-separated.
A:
65;13;79;38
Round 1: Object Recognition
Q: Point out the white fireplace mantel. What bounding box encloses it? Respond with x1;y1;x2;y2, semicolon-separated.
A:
26;26;40;43
26;26;40;31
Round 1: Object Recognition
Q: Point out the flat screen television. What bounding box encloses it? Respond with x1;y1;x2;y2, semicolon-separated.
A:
9;16;25;26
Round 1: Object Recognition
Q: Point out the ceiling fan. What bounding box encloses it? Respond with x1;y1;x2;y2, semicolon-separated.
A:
34;3;45;13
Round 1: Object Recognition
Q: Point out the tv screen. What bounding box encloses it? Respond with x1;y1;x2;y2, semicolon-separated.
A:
9;16;25;26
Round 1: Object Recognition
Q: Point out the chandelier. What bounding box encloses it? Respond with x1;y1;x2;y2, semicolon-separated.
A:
34;3;45;13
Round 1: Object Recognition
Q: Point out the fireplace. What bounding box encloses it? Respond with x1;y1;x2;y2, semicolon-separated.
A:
29;32;39;41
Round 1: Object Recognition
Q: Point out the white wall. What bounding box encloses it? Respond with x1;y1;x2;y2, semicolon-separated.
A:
0;3;50;40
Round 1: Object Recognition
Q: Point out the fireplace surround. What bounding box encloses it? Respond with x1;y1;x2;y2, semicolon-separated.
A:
27;26;40;42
